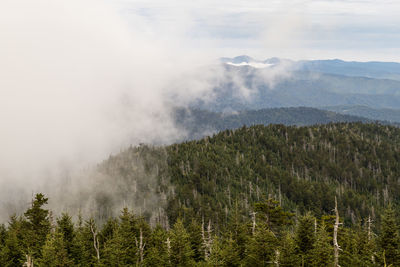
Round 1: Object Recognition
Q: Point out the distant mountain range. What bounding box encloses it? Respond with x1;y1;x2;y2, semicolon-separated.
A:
190;57;400;114
221;55;400;80
173;106;387;140
321;105;400;123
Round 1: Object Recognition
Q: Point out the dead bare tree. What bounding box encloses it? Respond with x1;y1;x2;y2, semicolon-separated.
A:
251;211;257;235
90;221;100;262
333;197;342;267
274;249;280;267
166;237;171;256
23;254;34;267
314;217;317;235
201;219;213;260
135;228;146;264
367;215;373;241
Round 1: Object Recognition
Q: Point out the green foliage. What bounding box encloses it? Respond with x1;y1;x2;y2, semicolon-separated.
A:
254;198;294;234
243;225;278;266
56;213;76;259
3;122;400;266
378;205;400;266
0;216;25;266
211;234;241;267
22;193;51;261
309;225;333;266
295;213;316;265
279;231;300;266
187;219;204;262
169;218;195;266
143;225;170;267
38;232;73;266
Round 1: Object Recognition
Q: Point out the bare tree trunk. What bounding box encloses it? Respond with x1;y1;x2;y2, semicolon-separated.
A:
333;197;341;267
367;215;373;241
201;219;213;260
251;211;257;235
23;254;34;267
314;218;317;235
207;220;213;257
90;222;100;262
135;228;146;264
274;249;280;267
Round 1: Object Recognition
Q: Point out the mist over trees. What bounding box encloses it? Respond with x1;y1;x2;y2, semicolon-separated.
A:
2;122;400;266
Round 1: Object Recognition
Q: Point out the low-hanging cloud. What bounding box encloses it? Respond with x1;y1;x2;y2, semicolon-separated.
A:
0;0;306;221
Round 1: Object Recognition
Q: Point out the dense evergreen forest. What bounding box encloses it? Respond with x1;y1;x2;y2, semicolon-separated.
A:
2;122;400;266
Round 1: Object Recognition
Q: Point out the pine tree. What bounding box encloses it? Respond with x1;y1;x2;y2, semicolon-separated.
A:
187;219;204;262
169;218;195;266
254;198;294;233
295;213;316;266
22;193;51;261
0;216;25;266
207;236;227;267
214;234;241;267
143;225;170;267
74;218;100;266
280;231;300;266
243;224;278;266
378;205;400;266
56;213;75;259
309;225;333;266
38;232;73;266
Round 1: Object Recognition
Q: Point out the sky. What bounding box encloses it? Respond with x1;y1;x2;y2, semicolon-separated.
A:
114;0;400;62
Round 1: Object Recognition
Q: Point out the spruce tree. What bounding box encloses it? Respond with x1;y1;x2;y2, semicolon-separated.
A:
38;232;73;266
309;225;333;266
143;225;170;267
243;224;278;266
295;213;316;266
22;193;51;261
378;205;400;266
280;231;300;266
187;219;204;262
169;218;195;266
0;216;25;266
56;213;75;259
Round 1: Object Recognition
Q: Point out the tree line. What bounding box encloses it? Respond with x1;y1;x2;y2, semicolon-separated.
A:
0;193;399;266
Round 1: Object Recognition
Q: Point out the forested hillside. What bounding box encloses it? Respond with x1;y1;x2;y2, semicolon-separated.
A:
163;123;400;226
174;107;374;140
2;122;400;266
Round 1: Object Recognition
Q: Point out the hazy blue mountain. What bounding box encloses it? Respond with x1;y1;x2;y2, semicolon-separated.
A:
220;55;255;63
297;59;400;80
174;106;378;140
221;56;400;80
322;105;400;123
193;63;400;112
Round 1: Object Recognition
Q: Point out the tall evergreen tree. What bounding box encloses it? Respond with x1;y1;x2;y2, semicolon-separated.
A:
38;232;73;266
56;213;76;259
243;224;278;267
0;216;25;266
22;193;51;261
295;213;316;266
309;224;333;266
169;218;195;266
187;219;205;262
143;225;170;267
378;205;400;266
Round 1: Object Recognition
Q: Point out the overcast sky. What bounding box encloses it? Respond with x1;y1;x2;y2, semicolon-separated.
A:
114;0;400;61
